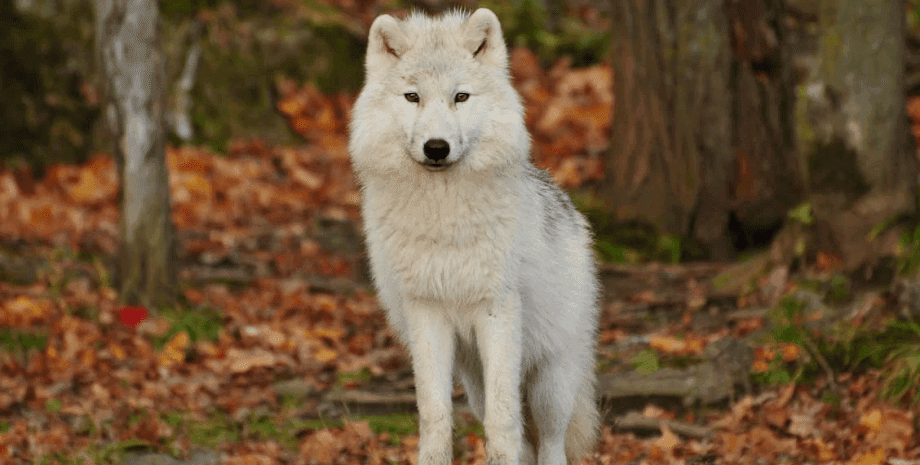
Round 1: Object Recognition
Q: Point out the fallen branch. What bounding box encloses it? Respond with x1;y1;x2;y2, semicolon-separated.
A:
613;411;712;439
324;390;417;406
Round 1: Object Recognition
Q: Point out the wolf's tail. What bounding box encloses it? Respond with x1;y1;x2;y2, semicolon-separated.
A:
565;374;599;463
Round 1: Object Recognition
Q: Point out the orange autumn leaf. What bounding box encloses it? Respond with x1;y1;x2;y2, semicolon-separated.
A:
649;334;687;354
67;155;117;205
108;342;127;361
314;327;345;341
313;104;337;133
754;346;776;361
907;96;920;120
849;449;885;465
816;251;844;271
859;409;882;433
292;117;311;135
179;173;212;197
648;423;680;461
314;348;337;363
157;331;190;368
3;296;52;326
860;407;913;452
780;343;800;361
649;334;704;355
226;348;291;374
277;94;307;117
299;429;339;465
809;438;836;462
655;424;680;451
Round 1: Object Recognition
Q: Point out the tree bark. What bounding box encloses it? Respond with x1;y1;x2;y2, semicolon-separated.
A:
605;0;804;259
728;0;805;241
606;0;727;242
94;0;178;307
798;0;916;270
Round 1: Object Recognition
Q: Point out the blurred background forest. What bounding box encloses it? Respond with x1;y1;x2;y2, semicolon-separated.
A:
5;0;920;463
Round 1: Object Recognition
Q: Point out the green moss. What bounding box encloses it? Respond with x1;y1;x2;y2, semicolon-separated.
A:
337;368;373;386
0;0;100;172
478;0;610;67
0;328;48;364
571;191;704;263
630;349;660;375
363;413;418;439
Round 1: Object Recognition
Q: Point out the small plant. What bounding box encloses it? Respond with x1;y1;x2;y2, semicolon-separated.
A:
825;274;852;305
879;319;920;406
656;235;682;264
787;202;814;225
153;305;223;349
630;349;660;375
752;296;822;387
363;413;418;439
897;223;920;276
0;328;48;365
337;367;373;387
751;343;802;386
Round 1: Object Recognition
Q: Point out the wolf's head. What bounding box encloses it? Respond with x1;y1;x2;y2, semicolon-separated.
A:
349;8;529;178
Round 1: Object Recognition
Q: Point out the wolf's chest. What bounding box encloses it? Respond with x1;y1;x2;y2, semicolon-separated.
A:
365;195;518;303
374;218;513;303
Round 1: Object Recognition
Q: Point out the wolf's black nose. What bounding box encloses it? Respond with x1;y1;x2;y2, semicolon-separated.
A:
423;139;450;161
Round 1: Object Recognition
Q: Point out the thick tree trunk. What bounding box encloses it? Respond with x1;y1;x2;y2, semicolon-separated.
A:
728;0;805;242
94;0;178;307
798;0;916;270
606;0;729;252
605;0;803;259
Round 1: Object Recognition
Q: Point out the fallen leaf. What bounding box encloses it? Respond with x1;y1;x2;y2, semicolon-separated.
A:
849;449;886;465
299;430;339;465
157;332;190;368
117;306;149;328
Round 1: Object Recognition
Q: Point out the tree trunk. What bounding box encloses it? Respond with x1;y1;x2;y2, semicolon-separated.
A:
728;0;805;244
798;0;916;270
94;0;178;307
605;0;804;259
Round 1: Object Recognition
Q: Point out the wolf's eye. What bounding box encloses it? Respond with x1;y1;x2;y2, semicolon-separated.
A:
404;92;420;103
455;93;470;103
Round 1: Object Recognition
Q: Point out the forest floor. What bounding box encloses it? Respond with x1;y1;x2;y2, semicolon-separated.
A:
1;35;920;465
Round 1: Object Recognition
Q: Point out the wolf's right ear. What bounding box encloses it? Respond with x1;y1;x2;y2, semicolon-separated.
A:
463;8;507;69
366;15;408;71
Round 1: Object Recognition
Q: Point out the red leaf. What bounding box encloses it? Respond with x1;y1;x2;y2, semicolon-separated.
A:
118;306;148;327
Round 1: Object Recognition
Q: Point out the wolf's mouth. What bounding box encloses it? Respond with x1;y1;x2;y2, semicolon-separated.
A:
421;160;451;171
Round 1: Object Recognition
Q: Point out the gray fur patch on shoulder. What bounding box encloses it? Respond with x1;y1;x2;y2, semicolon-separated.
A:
526;164;577;241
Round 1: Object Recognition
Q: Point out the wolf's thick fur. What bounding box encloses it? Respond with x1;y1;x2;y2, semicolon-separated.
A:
349;8;599;464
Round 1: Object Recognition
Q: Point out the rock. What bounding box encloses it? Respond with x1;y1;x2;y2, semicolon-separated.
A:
122;449;219;465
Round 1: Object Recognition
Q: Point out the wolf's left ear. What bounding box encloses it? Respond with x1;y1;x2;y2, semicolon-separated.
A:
463;8;507;68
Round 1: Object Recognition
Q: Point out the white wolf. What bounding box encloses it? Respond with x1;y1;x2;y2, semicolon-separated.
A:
348;8;599;465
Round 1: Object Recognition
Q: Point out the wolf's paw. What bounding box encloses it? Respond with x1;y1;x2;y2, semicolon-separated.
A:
417;448;452;465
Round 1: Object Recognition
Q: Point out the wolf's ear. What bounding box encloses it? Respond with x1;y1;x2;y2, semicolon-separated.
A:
367;14;408;70
463;8;507;68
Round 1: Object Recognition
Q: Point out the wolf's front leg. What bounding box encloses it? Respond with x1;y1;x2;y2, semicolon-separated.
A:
405;302;455;465
476;293;524;465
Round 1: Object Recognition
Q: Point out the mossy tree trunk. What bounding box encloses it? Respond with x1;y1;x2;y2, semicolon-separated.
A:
799;0;917;270
605;0;804;259
94;0;178;307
